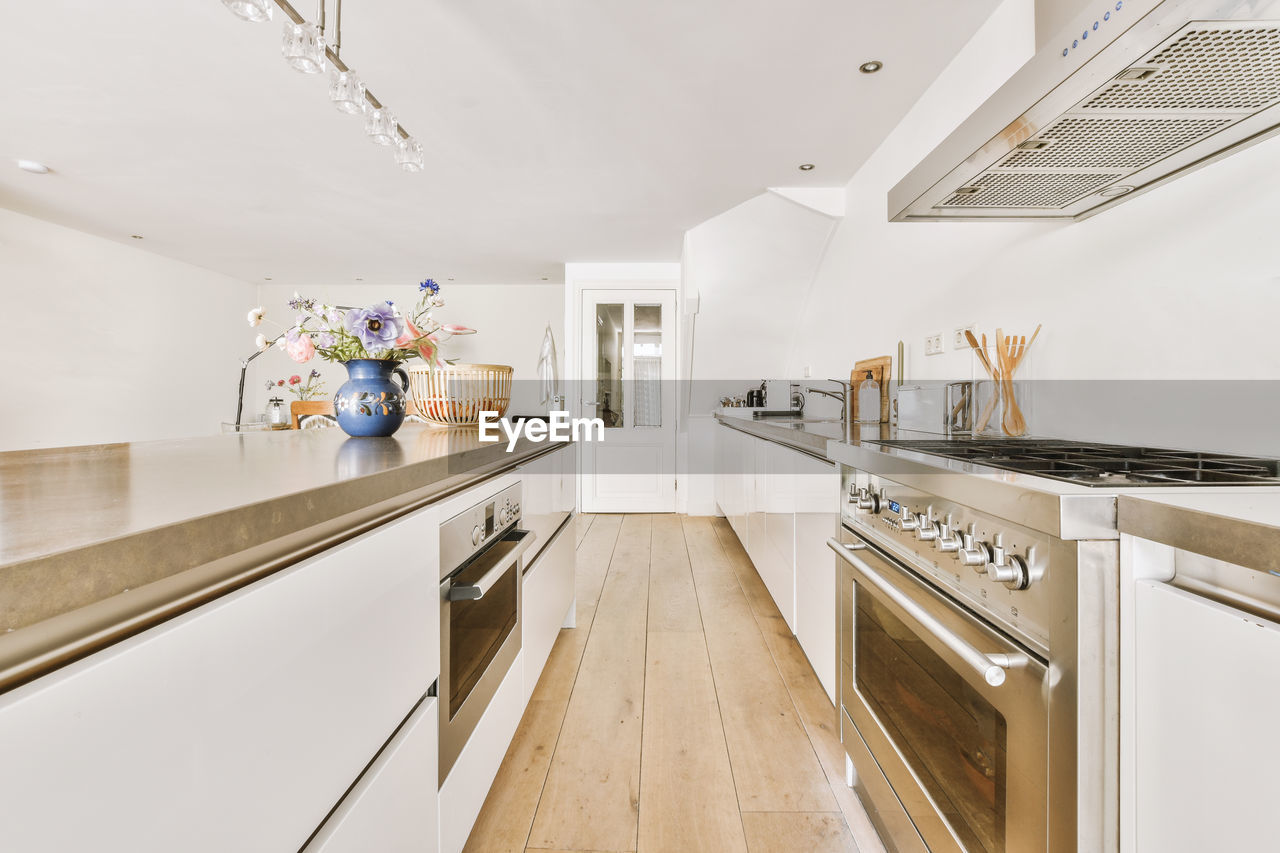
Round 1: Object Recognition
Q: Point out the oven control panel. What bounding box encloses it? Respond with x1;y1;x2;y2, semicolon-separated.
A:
841;468;1051;653
440;481;523;580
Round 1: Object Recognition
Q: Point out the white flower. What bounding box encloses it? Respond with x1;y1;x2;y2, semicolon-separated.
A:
255;333;270;352
247;307;265;327
275;335;287;350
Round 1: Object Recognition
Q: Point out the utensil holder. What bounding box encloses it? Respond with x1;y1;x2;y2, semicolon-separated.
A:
970;345;1034;437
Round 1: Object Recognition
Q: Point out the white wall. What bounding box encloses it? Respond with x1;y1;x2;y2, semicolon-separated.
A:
248;283;564;419
686;0;1280;455
0;208;255;450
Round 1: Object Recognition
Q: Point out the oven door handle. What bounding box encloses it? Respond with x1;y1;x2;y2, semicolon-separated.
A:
447;529;537;601
827;537;1027;687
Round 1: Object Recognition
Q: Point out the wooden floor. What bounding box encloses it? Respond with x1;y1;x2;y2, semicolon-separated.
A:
463;514;887;853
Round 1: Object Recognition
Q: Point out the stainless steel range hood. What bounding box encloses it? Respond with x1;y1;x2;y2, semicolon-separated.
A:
890;0;1280;222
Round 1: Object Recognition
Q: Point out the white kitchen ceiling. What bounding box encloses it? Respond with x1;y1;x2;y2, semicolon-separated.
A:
1;1;999;285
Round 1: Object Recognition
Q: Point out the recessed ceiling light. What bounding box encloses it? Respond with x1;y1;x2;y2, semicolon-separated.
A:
1098;185;1134;198
16;160;49;174
447;277;455;281
798;163;815;171
264;276;272;280
130;234;144;240
859;60;884;74
540;277;549;281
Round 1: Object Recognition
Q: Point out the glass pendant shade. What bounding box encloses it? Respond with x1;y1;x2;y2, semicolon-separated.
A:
329;68;366;115
365;108;398;145
282;21;326;74
396;138;424;172
222;0;273;22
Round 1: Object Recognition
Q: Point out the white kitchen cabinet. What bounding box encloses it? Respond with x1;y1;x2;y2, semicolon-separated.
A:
757;440;796;630
305;697;439;853
715;422;839;697
1131;578;1280;853
523;514;576;704
520;444;573;565
0;503;439;853
439;651;524;853
793;453;839;702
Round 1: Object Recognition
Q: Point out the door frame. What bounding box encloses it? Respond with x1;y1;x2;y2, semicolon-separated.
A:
564;263;682;513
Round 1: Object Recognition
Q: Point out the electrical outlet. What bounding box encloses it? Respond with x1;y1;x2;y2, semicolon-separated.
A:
925;333;944;356
954;325;976;349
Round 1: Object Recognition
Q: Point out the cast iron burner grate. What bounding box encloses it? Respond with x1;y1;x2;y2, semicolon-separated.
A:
868;439;1280;487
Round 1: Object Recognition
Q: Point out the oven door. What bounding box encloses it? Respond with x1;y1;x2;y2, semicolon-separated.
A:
439;526;534;782
829;531;1049;853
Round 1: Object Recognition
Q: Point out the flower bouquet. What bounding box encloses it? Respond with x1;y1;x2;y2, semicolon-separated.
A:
246;280;476;437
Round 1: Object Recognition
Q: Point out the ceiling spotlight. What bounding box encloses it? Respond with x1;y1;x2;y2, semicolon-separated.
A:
130;235;144;240
798;163;815;171
859;60;884;74
264;276;272;280
221;0;273;22
16;160;49;174
1098;185;1134;198
355;277;364;281
540;277;549;281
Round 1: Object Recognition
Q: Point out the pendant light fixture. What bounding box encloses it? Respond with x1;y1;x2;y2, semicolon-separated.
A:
395;138;424;172
221;0;273;22
224;0;421;172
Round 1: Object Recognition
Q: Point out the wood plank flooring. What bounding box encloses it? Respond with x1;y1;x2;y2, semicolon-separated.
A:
463;514;886;853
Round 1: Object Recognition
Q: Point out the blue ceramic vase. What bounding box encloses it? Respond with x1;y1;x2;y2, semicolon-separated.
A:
333;359;410;437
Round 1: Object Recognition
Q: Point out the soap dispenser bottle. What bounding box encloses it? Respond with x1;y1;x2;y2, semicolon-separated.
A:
857;370;880;424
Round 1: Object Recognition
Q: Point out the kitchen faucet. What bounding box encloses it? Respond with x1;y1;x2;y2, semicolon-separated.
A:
805;380;854;443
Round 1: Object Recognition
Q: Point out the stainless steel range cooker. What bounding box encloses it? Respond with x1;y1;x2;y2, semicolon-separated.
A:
823;436;1279;853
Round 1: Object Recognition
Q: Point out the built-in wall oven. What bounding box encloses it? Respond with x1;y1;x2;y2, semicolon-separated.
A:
438;481;534;782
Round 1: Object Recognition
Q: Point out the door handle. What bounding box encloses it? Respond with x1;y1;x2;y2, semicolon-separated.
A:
582;400;601;406
827;537;1027;686
447;529;537;600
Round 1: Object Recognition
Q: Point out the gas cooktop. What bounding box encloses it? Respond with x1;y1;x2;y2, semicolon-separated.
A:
867;439;1280;487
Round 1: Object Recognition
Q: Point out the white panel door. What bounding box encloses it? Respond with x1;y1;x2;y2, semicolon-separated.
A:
579;289;677;513
1133;580;1280;853
304;698;439;853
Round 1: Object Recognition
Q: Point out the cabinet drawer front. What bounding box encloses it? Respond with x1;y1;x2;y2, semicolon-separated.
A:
305;697;439;853
523;517;576;704
0;505;439;853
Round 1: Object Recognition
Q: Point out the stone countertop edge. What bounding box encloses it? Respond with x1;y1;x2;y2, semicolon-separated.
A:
1118;494;1280;575
713;410;841;460
0;429;563;694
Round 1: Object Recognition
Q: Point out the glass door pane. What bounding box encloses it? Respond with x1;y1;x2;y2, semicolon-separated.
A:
632;303;662;428
595;303;624;428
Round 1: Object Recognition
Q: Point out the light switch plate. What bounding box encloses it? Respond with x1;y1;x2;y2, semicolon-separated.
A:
925;333;944;356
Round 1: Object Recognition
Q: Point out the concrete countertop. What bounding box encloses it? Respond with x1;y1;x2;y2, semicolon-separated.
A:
1118;492;1280;573
0;424;559;692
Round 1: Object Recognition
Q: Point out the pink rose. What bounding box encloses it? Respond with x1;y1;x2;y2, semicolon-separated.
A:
285;331;315;364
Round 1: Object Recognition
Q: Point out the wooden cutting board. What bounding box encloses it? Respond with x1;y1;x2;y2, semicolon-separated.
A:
851;355;892;424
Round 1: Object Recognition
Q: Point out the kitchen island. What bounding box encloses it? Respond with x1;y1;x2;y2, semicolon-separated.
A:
0;424;558;692
0;424;572;853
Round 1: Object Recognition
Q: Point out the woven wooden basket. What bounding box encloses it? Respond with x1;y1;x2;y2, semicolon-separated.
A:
406;363;514;426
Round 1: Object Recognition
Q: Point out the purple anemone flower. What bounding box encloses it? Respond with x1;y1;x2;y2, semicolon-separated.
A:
345;302;404;353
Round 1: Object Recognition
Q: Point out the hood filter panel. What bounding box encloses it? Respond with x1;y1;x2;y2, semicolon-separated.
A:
1083;26;1280;111
941;172;1119;208
999;116;1234;169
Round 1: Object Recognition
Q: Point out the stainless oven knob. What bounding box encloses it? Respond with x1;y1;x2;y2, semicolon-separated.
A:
915;507;938;541
897;504;918;531
958;525;992;568
855;488;881;514
987;553;1031;590
471;525;483;546
936;513;961;553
